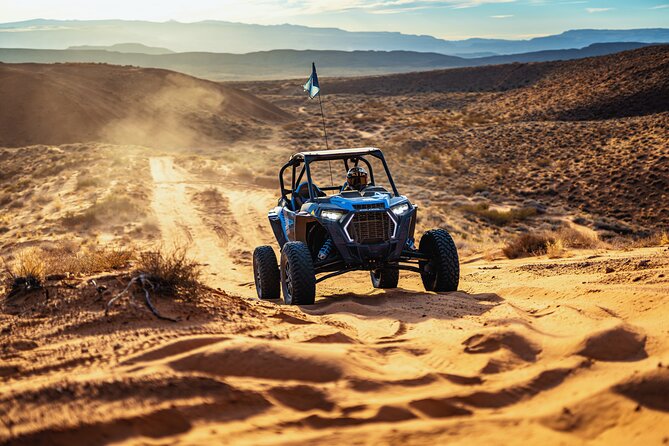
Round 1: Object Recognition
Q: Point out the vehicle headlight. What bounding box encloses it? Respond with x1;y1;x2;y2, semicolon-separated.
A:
321;210;345;221
391;203;410;216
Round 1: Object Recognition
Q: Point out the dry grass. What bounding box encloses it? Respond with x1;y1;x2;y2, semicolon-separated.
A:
503;232;553;259
546;239;566;258
2;248;47;296
460;203;537;226
553;226;601;249
135;246;202;298
503;226;603;259
610;230;669;249
8;248;47;282
76;174;105;190
2;245;134;292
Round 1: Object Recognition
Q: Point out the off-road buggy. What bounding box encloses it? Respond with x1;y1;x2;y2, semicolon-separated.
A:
253;148;459;304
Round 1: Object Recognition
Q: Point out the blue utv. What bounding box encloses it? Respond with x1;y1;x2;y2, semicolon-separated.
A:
253;148;459;305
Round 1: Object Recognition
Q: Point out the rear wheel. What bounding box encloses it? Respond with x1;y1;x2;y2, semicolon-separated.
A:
419;229;459;292
280;242;316;305
253;246;280;300
371;266;399;288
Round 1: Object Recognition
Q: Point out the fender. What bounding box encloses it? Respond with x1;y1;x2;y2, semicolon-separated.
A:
294;212;318;243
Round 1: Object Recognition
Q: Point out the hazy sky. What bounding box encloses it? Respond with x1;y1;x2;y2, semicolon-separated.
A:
1;0;668;39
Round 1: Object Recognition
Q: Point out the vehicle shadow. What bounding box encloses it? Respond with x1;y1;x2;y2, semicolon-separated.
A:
299;287;503;322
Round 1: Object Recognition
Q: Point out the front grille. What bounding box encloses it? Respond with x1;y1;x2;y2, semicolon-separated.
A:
353;203;384;210
347;211;393;244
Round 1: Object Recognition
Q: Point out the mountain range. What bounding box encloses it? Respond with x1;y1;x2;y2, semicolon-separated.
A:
1;19;668;55
0;42;657;81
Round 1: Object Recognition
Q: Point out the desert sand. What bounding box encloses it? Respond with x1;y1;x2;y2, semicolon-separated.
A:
1;46;669;445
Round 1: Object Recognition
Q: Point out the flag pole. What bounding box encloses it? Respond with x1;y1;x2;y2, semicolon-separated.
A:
318;93;329;150
315;67;333;187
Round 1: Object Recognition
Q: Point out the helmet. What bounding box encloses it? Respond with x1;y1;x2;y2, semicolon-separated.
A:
347;166;368;191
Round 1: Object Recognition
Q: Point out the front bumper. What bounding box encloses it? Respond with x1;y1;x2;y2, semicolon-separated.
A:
321;207;416;268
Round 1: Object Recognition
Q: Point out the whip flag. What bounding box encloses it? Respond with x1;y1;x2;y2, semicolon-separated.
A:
303;62;331;182
303;62;320;99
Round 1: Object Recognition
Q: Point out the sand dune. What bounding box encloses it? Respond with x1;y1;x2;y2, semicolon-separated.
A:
0;63;291;147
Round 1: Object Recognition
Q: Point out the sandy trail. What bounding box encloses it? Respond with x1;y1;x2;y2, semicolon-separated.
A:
150;157;251;296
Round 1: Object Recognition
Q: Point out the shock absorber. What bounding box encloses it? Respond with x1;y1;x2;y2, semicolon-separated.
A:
318;237;334;260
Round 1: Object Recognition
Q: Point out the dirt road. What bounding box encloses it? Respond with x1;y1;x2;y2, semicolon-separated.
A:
149;156;275;297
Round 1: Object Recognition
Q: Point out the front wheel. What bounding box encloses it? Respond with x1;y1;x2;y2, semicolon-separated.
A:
280;242;316;305
419;229;459;292
371;266;399;288
253;246;280;300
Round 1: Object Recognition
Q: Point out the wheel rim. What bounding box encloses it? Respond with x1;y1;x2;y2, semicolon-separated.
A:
425;261;437;288
420;258;437;289
254;258;262;298
285;262;293;300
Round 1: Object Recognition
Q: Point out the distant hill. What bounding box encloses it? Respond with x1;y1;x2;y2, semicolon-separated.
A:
67;42;174;55
326;45;669;121
0;42;656;81
0;63;291;147
1;19;668;55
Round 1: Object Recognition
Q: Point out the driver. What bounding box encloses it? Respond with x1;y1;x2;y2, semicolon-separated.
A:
343;166;368;192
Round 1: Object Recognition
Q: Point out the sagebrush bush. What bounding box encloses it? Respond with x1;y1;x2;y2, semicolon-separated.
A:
461;203;537;226
135;247;201;297
546;238;566;258
503;232;553;259
553;226;600;249
503;226;604;259
76;174;104;190
10;248;47;282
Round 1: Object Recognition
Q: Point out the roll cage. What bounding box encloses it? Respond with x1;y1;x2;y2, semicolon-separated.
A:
278;148;400;204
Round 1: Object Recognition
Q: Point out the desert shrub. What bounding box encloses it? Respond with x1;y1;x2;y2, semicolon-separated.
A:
92;195;139;215
62;209;98;227
553;226;600;249
9;244;135;277
504;225;605;259
546;238;566;258
3;248;47;296
76;174;105;190
610;231;669;249
469;182;489;194
77;247;134;273
9;248;47;281
503;232;554;259
461;203;537;226
135;247;201;297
